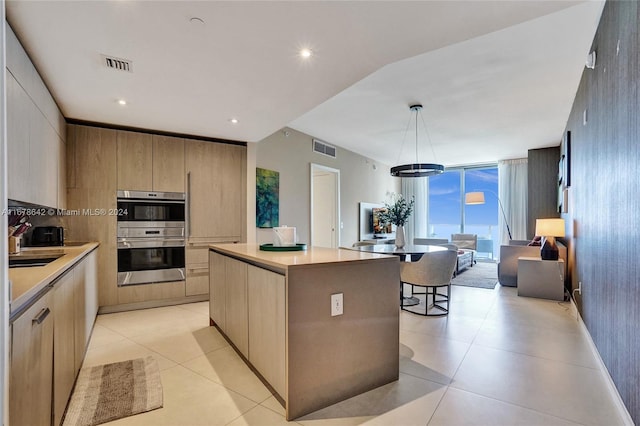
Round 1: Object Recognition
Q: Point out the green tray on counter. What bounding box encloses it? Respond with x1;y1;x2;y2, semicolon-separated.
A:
259;243;307;252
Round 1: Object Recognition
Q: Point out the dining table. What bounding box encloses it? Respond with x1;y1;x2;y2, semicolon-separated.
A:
346;243;449;306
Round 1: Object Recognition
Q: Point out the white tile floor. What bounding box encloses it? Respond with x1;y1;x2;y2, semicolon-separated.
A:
85;285;627;426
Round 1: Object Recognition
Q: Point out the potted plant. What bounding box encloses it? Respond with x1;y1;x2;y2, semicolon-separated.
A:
377;194;415;248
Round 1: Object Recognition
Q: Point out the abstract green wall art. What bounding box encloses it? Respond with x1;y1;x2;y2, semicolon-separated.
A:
256;168;279;228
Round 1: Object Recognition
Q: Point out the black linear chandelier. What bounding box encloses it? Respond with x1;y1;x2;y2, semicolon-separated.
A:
390;104;444;178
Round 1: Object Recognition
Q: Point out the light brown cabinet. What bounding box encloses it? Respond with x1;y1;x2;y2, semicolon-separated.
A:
186;244;212;297
6;24;66;209
6;70;65;208
6;71;31;202
185;141;246;241
70;250;99;375
186;141;246;299
209;252;248;357
10;290;54;426
53;272;76;426
153;135;185;192
10;249;98;426
209;251;226;331
248;265;286;396
66;125;118;307
225;256;249;357
117;131;153;191
116;131;185;193
186;266;209;296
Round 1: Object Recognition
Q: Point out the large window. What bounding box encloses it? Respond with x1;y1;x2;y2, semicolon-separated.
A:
428;166;499;259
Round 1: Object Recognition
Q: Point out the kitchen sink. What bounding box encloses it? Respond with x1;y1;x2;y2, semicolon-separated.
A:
9;253;64;268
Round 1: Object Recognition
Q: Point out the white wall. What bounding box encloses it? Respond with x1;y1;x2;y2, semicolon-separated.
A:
254;127;399;247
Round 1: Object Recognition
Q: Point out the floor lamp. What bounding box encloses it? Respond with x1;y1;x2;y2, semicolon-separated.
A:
465;191;513;240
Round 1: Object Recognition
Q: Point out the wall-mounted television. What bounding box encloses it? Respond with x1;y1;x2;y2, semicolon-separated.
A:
372;207;392;235
359;202;395;240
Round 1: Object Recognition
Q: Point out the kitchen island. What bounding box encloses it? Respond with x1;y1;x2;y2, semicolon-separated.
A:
209;243;400;420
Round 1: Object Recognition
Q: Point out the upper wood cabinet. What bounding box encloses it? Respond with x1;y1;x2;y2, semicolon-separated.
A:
153;135;185;192
6;24;66;209
30;102;59;208
186;141;246;240
67;125;117;191
117;131;153;191
6;71;65;208
116;132;184;192
6;71;31;202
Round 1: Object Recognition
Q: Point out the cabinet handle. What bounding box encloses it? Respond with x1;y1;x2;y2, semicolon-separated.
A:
186;172;191;238
187;267;209;272
32;307;51;325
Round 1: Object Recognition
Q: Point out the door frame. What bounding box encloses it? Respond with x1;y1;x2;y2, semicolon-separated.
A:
310;163;340;248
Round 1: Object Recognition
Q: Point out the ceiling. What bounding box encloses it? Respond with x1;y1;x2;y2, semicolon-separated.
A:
6;1;604;168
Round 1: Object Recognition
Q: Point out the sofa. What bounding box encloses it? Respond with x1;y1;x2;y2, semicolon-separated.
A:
498;240;567;287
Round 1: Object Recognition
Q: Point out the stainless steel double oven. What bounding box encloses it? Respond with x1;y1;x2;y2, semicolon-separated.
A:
116;190;186;286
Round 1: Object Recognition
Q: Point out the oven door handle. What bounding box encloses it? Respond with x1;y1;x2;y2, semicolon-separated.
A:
117;239;186;249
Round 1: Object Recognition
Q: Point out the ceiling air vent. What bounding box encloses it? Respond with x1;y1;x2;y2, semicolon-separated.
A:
312;139;337;159
102;55;133;72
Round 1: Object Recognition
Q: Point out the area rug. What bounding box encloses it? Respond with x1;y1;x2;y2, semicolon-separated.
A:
452;262;498;289
63;356;163;426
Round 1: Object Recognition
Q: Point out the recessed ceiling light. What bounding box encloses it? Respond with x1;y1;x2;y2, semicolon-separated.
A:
229;118;239;124
300;48;312;58
117;99;127;106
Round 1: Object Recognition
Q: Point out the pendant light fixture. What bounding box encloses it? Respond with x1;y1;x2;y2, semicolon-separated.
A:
390;104;445;178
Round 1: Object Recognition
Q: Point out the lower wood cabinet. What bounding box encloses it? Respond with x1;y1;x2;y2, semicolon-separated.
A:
247;265;286;397
53;272;76;426
209;251;226;331
187;240;240;298
224;257;248;357
209;252;248;357
10;248;99;426
10;290;54;426
186;266;209;296
74;250;99;373
209;250;285;396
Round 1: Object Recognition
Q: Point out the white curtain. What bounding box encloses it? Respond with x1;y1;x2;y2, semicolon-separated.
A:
401;177;428;245
498;159;528;245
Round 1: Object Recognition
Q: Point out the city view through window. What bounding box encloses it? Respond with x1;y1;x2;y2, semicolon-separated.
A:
428;167;499;259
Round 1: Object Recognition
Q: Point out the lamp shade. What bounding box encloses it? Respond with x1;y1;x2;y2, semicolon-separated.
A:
535;218;565;237
465;192;485;205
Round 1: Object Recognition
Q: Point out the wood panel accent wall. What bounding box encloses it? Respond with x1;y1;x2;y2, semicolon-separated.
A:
562;1;639;422
527;147;560;239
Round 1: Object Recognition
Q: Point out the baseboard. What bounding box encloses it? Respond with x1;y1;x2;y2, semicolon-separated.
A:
98;295;209;314
568;297;634;425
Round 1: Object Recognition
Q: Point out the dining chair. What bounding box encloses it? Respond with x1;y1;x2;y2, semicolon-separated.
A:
400;249;458;316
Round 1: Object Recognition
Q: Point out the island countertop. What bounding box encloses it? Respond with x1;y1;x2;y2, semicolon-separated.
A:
210;243;394;273
9;242;99;317
209;242;400;419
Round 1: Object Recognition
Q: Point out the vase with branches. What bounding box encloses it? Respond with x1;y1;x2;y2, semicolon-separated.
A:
377;194;415;248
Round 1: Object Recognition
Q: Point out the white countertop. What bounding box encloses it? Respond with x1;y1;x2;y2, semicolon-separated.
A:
210;243;394;272
9;242;99;316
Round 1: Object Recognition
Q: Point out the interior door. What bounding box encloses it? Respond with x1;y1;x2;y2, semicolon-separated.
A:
311;164;340;248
